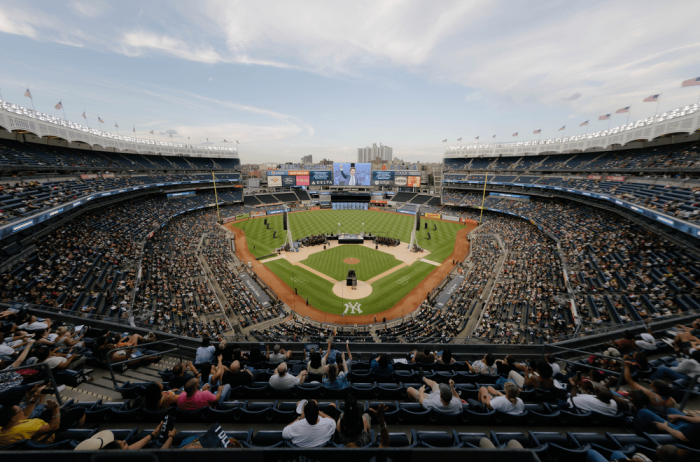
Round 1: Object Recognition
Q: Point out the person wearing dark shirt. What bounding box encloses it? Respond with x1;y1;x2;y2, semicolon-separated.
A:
495;355;519;376
222;361;253;387
247;347;268;364
370;355;393;375
168;362;197;389
411;347;435;364
215;340;234;363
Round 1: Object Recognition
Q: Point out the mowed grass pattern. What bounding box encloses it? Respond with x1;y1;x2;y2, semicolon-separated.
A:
233;210;464;315
301;245;402;282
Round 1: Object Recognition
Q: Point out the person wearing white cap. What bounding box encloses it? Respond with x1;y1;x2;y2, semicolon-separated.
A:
75;421;176;450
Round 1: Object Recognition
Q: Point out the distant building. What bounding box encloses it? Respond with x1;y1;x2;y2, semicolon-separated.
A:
357;143;392;163
301;155;313;164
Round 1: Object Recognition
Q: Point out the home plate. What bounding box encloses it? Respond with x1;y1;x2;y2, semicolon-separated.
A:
420;258;441;266
332;280;372;299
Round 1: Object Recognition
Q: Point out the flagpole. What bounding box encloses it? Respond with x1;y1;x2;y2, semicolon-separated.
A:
654;96;661;118
0;88;3;101
626;107;631;124
61;103;67;122
84;111;90;129
115;123;119;136
608;118;612;130
27;85;36;112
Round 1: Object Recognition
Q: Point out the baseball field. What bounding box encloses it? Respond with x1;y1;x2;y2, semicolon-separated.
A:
229;209;468;320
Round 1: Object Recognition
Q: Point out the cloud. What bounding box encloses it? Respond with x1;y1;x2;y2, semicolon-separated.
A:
120;31;222;64
562;92;582;101
68;0;111;18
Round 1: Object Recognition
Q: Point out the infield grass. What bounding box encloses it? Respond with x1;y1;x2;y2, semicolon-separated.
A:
301;245;402;282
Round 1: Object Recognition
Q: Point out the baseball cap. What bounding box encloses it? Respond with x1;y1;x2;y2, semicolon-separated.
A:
439;384;452;402
74;430;115;450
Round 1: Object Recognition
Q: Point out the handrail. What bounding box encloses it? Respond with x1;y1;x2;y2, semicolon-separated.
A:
677;373;700;411
0;362;64;406
104;339;183;389
545;343;626;391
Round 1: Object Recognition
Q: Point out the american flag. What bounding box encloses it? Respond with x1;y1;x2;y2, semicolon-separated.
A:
442;139;447;142
24;88;32;99
681;77;700;87
150;130;154;134
492;135;496;138
599;114;611;120
133;127;135;133
54;101;62;110
616;106;630;114
82;111;86;119
206;138;209;142
114;122;119;128
236;140;239;144
512;132;518;137
457;137;462;141
475;136;479;140
558;125;565;131
224;139;228;143
533;129;541;134
643;94;660;102
580;120;589;127
98;116;104;123
169;134;172;138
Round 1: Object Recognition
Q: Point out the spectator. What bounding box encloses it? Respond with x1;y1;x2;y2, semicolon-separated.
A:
479;382;525;415
368;403;390;449
269;362;307;389
168;362;197;389
195;338;216;365
176;377;230;410
268;344;292;363
334;397;371;447
282;399;336;448
0;398;85;445
436;348;456;365
544;353;561;375
306;350;327;375
567;382;618;415
76;423;176;450
507;362;555;391
622;361;676;413
322;355;349;390
222;361;253;387
215;339;233;363
636;409;700;445
34;345;87;371
586;449;651;462
144;382;180;411
495;355;519;376
411;346;435;364
603;331;637;356
370;354;393;376
409;377;462;414
469;353;497;375
649;350;700;384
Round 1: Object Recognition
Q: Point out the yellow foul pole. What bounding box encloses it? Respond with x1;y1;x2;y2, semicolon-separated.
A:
212;171;222;223
478;171;488;226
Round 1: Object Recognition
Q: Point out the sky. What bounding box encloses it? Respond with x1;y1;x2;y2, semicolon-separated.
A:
0;0;699;164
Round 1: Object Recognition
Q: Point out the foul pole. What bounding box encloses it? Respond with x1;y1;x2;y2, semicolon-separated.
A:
478;171;488;226
212;172;222;223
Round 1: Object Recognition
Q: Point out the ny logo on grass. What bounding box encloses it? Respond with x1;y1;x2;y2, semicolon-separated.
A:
343;302;363;314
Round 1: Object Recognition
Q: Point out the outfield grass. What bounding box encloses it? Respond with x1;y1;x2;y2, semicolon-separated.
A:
233;210;464;315
301;245;402;282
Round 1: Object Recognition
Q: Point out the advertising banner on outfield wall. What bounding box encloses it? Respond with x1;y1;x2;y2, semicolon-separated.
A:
282;175;296;186
370;200;388;204
236;213;249;219
606;175;625;181
80;174;98;180
296;176;310;186
460;218;478;225
424;213;442;219
587;175;602;180
371;171;395;186
443;215;460;222
102;173;115;179
250;211;266;217
266;209;285;215
222;216;237;223
309;171;334;185
268;176;282;187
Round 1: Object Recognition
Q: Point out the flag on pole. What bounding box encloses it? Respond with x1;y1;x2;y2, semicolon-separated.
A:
24;88;32;99
558;125;565;131
223;139;228;143
492;135;496;138
133;126;135;133
681;77;700;87
98;117;104;124
442;139;447;142
82;111;86;119
533;129;541;134
580;120;589;127
457;137;462;141
512;132;518;137
54;101;63;110
616;106;630;114
236;140;239;144
643;94;660;102
206;138;209;142
114;122;119;128
169;133;172;138
599;114;611;120
149;130;154;134
188;136;190;140
475;136;479;140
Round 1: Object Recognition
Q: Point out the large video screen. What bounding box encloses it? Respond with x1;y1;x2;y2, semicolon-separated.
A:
333;163;371;186
371;170;395;186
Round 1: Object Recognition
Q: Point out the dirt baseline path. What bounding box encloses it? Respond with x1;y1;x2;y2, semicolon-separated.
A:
226;213;474;325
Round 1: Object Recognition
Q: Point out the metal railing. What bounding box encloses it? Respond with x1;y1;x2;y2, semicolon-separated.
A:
104;339;184;389
1;362;65;406
547;344;627;391
677;373;700;411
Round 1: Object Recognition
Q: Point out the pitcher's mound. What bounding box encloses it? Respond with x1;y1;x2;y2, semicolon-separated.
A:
343;258;360;264
332;280;372;299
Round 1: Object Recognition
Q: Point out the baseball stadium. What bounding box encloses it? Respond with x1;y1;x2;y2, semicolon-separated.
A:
0;2;700;462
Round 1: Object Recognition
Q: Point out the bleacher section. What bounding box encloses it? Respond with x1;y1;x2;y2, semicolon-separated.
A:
391;192;417;203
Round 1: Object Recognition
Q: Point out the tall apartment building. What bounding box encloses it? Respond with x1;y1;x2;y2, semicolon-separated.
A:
301;155;313;164
357;143;392;163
